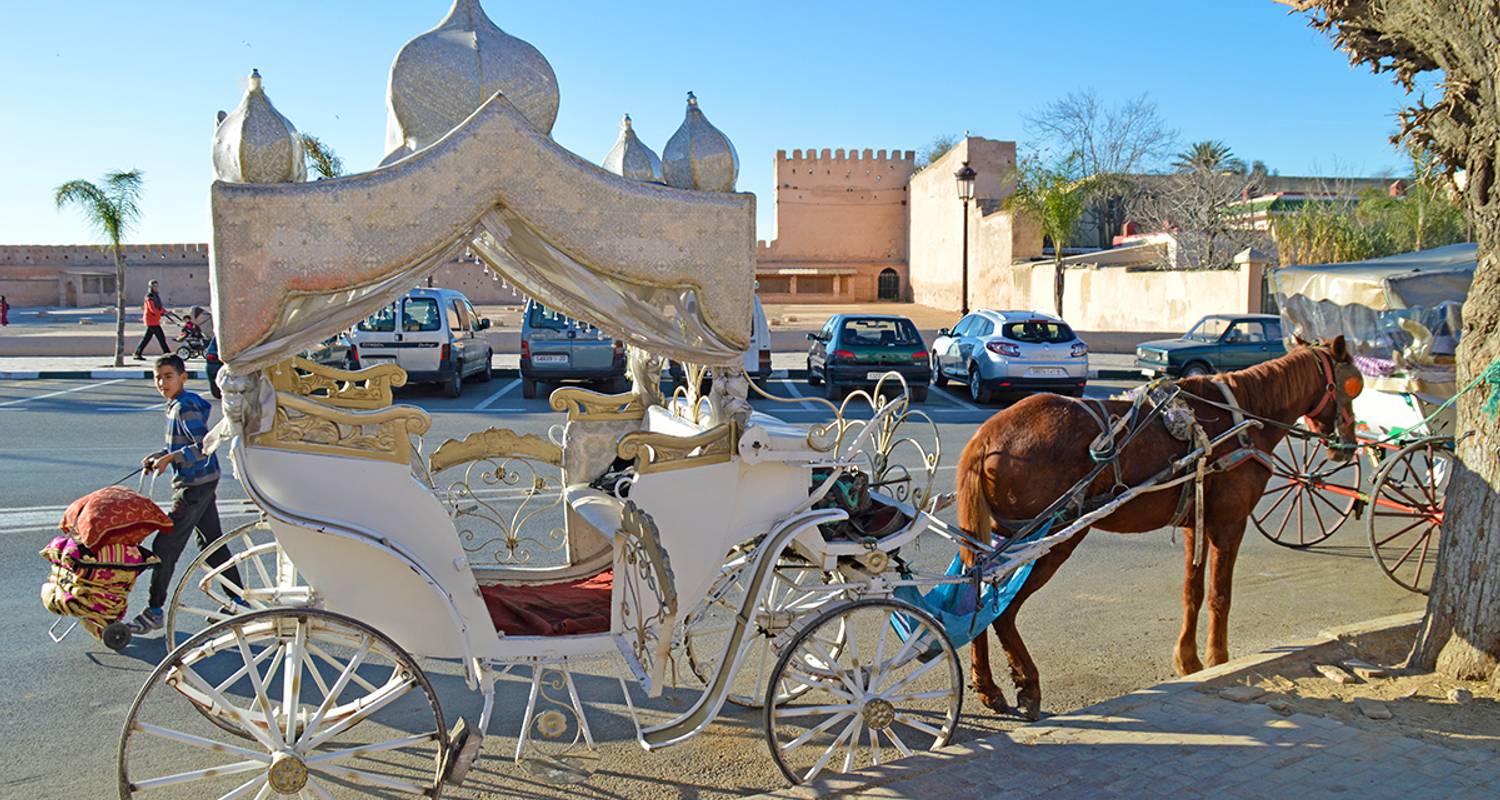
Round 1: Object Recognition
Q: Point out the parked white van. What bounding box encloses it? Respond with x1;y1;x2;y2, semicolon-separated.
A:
348;287;494;397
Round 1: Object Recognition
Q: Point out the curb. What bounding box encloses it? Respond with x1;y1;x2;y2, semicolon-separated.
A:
1;369;209;380
751;610;1427;800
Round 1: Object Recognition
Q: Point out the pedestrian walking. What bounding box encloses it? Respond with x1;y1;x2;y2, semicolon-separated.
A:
132;280;171;360
125;354;244;634
0;295;10;326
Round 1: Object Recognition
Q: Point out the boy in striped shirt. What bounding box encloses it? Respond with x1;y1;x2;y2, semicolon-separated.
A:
126;355;243;634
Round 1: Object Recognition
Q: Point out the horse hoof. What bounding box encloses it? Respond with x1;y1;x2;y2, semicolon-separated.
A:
1019;697;1042;721
1174;656;1204;676
975;690;1010;714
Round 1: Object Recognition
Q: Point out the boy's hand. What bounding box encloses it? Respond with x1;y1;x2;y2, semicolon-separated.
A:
148;453;176;475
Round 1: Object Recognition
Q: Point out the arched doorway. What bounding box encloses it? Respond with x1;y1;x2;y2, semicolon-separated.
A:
877;268;900;301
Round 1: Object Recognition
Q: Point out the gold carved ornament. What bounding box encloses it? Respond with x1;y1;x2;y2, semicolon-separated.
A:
615;422;737;475
253;391;431;465
548;386;645;421
265;356;407;410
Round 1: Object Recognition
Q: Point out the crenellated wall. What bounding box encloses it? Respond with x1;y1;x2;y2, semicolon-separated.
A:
0;244;213;306
755;147;916;302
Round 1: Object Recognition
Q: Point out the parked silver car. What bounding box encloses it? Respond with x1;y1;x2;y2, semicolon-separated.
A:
519;300;626;399
929;309;1089;403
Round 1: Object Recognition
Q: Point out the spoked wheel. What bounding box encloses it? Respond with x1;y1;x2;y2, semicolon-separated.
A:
1367;438;1450;594
166;519;315;650
765;599;962;785
118;608;448;799
1251;436;1363;548
685;552;846;709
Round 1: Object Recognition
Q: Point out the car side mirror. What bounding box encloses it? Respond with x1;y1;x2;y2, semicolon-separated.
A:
806;332;820;342
939;328;951;337
478;318;491;330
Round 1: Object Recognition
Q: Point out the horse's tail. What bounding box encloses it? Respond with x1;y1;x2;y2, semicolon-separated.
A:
957;438;994;568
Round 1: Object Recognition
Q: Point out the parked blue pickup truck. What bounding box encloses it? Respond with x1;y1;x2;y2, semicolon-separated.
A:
1135;313;1286;377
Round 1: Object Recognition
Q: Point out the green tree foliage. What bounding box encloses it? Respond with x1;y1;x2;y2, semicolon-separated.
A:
1174;140;1238;173
55;171;144;366
917;134;959;168
1003;156;1100;313
301;134;344;180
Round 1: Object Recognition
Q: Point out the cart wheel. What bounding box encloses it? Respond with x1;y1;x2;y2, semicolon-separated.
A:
165;519;314;650
118;608;448;799
685;553;845;709
103;621;132;652
1250;436;1363;548
764;599;962;785
1367;438;1450;595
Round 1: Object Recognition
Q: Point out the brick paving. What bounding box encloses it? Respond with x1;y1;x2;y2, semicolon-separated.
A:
760;674;1498;799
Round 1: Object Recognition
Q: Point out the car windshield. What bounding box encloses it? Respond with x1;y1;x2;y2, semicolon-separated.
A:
1002;320;1073;344
401;297;441;332
522;304;579;331
840;318;921;347
356;303;397;333
1185;317;1231;342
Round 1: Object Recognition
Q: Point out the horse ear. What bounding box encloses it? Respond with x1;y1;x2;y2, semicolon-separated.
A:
1291;333;1310;346
1331;335;1347;360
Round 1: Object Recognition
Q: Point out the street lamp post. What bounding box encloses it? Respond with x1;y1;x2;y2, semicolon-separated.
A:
954;160;977;315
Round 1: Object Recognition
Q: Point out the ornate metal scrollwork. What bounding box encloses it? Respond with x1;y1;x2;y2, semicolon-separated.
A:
517;665;600;784
829;373;942;510
615;501;678;697
429;428;569;565
265;356;406;409
254;391;431;465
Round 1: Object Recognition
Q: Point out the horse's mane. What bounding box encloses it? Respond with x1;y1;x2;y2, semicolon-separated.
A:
1176;345;1324;422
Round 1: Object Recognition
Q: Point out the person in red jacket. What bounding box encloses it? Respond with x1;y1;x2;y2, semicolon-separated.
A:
132;280;171;360
0;295;10;326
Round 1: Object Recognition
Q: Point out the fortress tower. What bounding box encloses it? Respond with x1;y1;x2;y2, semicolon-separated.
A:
756;148;916;302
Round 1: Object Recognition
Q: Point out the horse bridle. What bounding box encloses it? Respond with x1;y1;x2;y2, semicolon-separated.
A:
1305;345;1362;432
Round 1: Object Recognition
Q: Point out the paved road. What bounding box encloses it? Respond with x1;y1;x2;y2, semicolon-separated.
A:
0;374;1422;798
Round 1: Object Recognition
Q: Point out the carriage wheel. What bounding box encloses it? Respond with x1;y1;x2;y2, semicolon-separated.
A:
685;554;846;709
764;599;962;785
1250;436;1363;548
118;608;448;799
1367;438;1450;595
165;519;315;649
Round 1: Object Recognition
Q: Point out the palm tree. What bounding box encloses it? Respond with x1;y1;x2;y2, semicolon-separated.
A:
1003;157;1099;315
301;134;344;179
55;171;144;367
1174;140;1237;173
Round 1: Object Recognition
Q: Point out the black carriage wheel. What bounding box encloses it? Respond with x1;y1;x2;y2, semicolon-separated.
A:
1367;438;1449;595
1250;436;1362;548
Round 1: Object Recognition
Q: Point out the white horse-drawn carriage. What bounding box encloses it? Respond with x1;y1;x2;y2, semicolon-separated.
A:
116;7;1000;793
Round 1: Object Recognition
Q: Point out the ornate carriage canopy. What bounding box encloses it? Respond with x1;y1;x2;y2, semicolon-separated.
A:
208;93;757;372
1273;243;1475;370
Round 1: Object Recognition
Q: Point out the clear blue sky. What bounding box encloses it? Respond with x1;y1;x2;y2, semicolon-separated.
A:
1;1;1418;246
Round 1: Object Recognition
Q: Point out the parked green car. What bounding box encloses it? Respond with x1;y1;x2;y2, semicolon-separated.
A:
1135;314;1286;377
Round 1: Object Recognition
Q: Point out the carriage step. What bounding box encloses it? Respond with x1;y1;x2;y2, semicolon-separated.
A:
443;718;484;786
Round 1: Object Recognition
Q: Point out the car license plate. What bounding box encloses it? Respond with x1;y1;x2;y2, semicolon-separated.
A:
361;355;395;363
865;370;892;380
1140;368;1157;377
532;354;568;365
1026;368;1067;378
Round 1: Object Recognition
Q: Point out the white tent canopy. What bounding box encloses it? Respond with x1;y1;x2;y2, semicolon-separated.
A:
208;93;756;372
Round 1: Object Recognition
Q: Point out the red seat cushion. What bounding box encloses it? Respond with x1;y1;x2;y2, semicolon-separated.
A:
60;486;173;549
481;569;613;637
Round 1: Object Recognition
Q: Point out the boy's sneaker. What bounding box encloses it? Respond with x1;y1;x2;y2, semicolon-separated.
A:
126;607;164;635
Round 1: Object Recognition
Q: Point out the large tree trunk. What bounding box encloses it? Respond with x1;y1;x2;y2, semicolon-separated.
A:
1410;212;1500;680
1053;256;1065;316
112;248;126;367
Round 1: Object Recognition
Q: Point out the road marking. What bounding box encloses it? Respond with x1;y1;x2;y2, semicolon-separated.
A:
473;407;528;413
0;378;126;408
930;386;983;412
96;401;167;413
778;379;807;400
473;379;521;410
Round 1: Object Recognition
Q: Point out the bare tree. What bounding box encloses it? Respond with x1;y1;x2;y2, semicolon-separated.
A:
916;134;960;168
1132;169;1271;269
1025;89;1177;247
1281;0;1499;684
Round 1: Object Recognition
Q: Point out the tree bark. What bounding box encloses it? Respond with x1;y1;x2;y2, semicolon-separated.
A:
1410;211;1500;679
1053;255;1065;316
111;247;126;367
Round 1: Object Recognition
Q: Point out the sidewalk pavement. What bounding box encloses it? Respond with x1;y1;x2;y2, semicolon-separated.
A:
757;612;1497;800
0;352;1143;381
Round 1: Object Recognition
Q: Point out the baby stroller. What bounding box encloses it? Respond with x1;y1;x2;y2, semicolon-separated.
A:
171;307;212;360
42;481;171;652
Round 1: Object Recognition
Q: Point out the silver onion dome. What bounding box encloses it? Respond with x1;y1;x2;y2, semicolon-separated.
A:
212;70;307;184
602;114;664;184
662;92;739;192
382;0;559;165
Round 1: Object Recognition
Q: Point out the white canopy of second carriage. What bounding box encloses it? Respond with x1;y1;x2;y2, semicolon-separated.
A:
1272;242;1476;311
208;92;757;372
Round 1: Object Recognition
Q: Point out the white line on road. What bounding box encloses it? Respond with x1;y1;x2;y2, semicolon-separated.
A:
473;379;521;410
95;401;166;413
929;386;983;412
0;378;126;409
778;378;806;400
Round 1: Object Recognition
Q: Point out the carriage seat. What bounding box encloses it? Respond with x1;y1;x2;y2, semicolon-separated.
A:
480;567;613;636
738;410;828;464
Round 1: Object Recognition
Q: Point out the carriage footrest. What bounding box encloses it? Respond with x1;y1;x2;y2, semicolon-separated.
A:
444;718;483;786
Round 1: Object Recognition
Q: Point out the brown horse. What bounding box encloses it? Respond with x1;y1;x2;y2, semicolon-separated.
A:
957;339;1362;720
